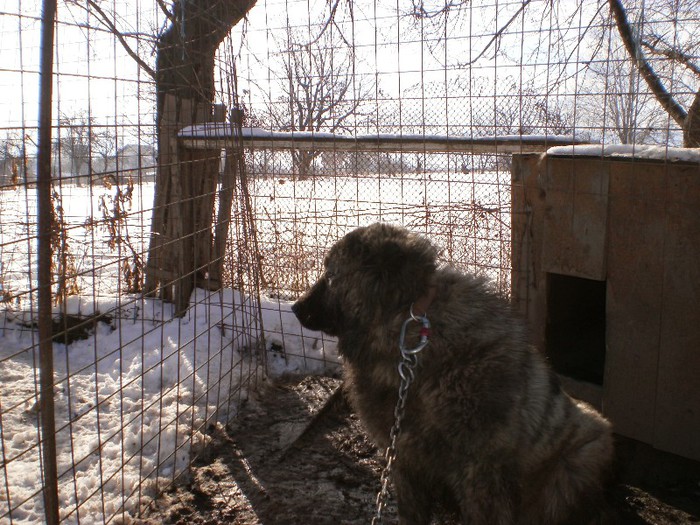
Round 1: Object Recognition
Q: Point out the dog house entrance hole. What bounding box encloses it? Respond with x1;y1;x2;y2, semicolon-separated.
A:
545;273;606;385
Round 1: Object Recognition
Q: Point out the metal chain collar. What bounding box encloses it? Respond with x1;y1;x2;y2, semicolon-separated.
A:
372;307;431;525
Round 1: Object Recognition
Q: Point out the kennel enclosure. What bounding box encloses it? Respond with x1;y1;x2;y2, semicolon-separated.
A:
512;148;700;463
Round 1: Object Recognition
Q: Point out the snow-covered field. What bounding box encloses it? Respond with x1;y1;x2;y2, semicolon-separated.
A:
0;170;510;524
247;169;512;296
0;170;510;302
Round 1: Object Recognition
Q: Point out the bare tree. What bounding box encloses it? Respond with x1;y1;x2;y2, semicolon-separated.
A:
493;86;574;137
68;0;258;303
55;112;93;185
264;27;376;177
587;42;668;144
67;0;256;100
53;112;117;185
406;0;699;146
608;0;700;146
93;127;118;175
0;131;27;184
66;0;257;141
153;0;256;121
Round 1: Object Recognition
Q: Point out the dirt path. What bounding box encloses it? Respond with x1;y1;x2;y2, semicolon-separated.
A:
144;376;700;525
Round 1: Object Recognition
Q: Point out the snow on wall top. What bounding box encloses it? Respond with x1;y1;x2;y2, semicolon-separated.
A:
547;144;700;163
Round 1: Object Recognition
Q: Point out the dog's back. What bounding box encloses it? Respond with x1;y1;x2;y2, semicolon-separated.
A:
518;392;613;524
343;269;613;524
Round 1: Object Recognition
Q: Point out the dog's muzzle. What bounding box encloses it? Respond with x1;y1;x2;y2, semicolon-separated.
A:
292;294;324;332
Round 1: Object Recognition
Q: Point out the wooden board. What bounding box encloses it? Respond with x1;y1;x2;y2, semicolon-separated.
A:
541;157;608;280
654;163;700;461
144;95;226;313
603;161;665;444
511;154;548;352
514;153;700;461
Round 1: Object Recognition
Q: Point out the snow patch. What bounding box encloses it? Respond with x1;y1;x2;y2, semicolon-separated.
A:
547;144;700;163
0;289;338;524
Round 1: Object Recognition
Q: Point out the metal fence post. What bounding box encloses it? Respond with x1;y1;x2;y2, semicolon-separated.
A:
37;1;59;523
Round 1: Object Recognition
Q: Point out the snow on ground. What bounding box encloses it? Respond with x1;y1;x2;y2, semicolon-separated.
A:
0;289;339;524
0;181;155;301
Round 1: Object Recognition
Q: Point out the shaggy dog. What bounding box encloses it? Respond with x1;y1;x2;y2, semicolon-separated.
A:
292;223;613;525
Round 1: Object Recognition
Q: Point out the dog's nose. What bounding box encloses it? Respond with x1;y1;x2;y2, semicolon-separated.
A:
291;301;308;324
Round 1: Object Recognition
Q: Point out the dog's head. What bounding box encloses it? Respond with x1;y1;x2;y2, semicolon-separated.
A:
292;223;437;336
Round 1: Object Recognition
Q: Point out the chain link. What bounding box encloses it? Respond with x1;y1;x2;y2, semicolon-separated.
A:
372;312;431;524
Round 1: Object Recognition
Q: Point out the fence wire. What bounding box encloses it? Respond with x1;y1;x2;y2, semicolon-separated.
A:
0;0;698;523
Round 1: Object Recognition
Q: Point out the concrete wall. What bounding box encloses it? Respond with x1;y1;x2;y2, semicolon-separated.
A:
512;152;700;462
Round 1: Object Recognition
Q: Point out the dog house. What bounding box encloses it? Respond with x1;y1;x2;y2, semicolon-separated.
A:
511;147;700;462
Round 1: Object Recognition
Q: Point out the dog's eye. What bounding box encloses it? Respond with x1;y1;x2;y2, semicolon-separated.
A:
325;268;336;285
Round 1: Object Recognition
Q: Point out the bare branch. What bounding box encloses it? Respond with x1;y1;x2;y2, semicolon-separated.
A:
306;0;341;45
463;0;532;66
155;0;176;23
547;1;609;92
641;38;700;78
75;0;157;79
410;0;465;20
608;0;688;127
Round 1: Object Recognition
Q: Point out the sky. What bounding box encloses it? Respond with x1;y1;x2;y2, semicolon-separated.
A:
0;0;695;151
0;0;588;131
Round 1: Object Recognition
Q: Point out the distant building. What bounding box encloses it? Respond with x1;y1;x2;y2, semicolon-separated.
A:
114;144;157;182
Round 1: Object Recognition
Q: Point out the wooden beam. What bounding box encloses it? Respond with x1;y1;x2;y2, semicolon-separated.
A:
178;123;587;154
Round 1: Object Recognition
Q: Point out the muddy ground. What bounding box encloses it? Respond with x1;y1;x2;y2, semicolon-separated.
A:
144;375;700;525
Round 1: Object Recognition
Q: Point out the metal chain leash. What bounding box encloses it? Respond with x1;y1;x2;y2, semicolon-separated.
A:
372;308;431;525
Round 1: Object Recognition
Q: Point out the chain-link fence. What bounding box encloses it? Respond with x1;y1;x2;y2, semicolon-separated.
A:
1;0;698;523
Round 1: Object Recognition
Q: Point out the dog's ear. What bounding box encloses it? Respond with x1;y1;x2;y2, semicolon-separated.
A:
376;239;407;274
369;230;438;309
388;235;437;282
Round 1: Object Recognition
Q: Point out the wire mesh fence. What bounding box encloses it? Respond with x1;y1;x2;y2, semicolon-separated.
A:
243;147;514;296
0;0;698;522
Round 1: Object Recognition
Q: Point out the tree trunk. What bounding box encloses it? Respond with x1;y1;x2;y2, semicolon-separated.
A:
145;0;257;310
684;91;700;148
155;0;257;124
608;0;699;147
